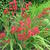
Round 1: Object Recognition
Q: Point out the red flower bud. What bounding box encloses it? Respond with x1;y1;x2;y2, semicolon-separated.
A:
45;28;48;31
12;12;14;16
25;3;29;7
26;7;29;10
16;27;23;32
43;8;50;11
9;2;13;5
28;2;32;6
26;30;32;39
23;12;27;18
3;8;9;14
21;12;24;17
0;32;6;39
3;39;10;43
31;32;35;36
10;26;16;34
13;5;17;11
21;8;26;11
38;13;43;18
9;6;13;10
33;27;40;34
19;21;24;26
17;34;24;40
13;0;17;4
42;11;48;15
26;17;31;25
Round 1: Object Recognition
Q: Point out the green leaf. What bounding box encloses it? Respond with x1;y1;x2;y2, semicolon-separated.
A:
2;43;8;50
17;43;22;50
10;39;13;50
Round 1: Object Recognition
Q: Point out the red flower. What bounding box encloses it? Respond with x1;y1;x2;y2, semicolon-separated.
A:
9;2;13;5
9;7;13;11
23;12;27;18
26;7;29;10
26;17;31;25
23;32;26;40
25;3;29;7
31;32;35;36
13;0;17;11
9;2;13;11
13;0;17;4
42;11;48;15
28;30;32;35
23;27;26;31
12;12;14;16
45;28;48;31
10;26;16;34
26;30;32;39
21;12;24;17
17;32;26;41
27;25;31;28
23;32;26;36
33;27;40;34
25;3;29;10
43;8;50;11
19;21;24;26
9;6;13;10
17;34;24;40
9;0;17;11
38;13;43;18
28;2;32;6
3;8;9;14
13;5;17;11
0;32;6;39
16;27;23;32
3;39;10;43
21;8;26;11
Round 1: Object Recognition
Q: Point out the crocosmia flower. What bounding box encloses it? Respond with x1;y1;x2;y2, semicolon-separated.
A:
10;26;16;34
38;13;43;18
33;27;40;34
26;17;31;25
16;27;23;32
21;8;26;11
25;3;29;10
17;34;24;40
19;21;24;26
3;8;9;14
0;32;6;39
13;0;17;4
28;2;32;6
9;2;13;5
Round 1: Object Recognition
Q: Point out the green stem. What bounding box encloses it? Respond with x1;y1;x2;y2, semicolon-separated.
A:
2;43;8;50
17;43;22;50
10;39;13;50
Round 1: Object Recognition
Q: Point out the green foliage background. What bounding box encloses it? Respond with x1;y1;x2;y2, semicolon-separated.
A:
0;0;50;50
